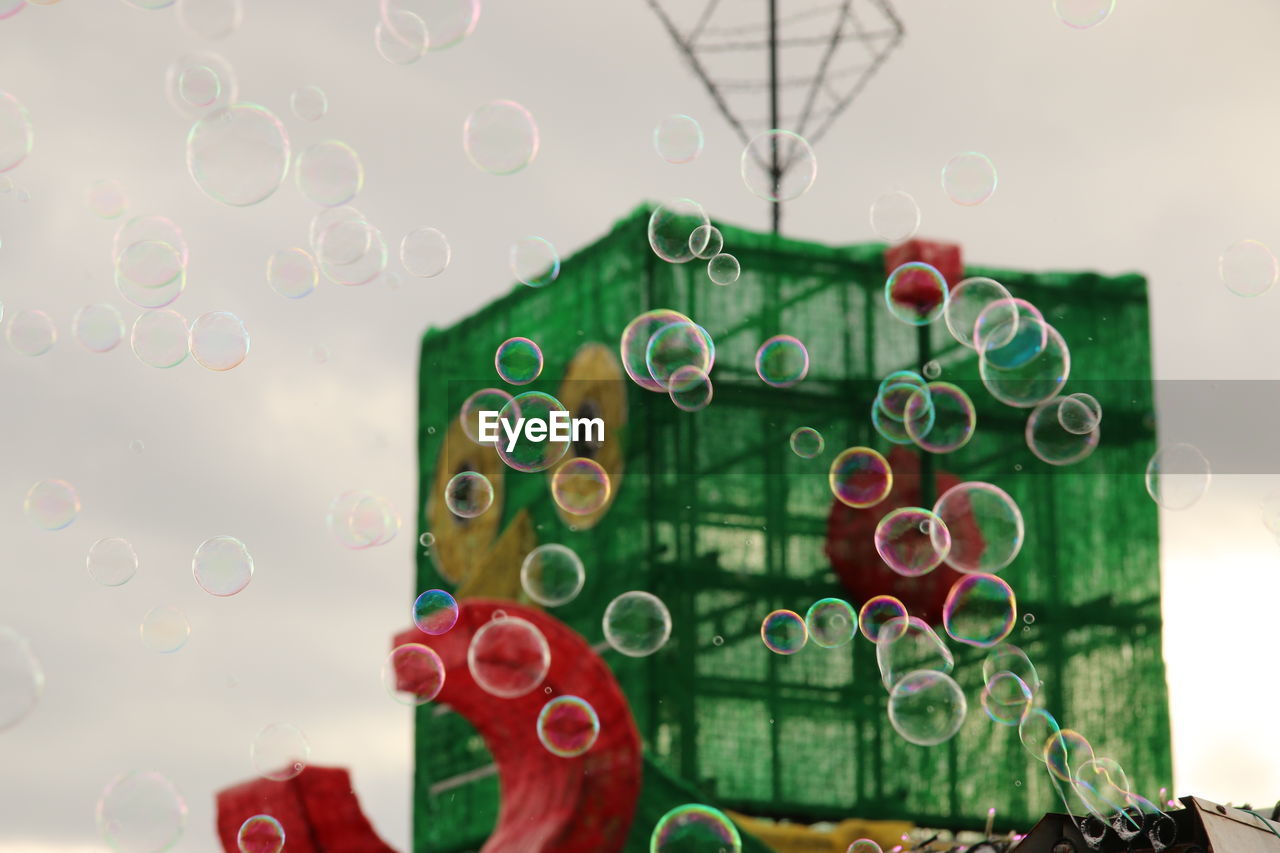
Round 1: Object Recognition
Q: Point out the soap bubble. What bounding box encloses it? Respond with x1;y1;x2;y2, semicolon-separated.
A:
495;337;543;385
192;535;253;596
413;589;459;635
73;304;125;353
444;471;494;518
1026;397;1100;465
400;227;451;278
186;103;290;207
496;392;571;472
804;598;856;649
875;507;950;577
267;247;318;299
689;225;723;259
789;427;824;459
829;447;892;508
189;310;249;371
621;309;694;391
647;321;713;390
654;114;703;164
648;199;710;264
1018;707;1061;762
603;591;671;657
941;151;997;206
755;335;809;387
846;841;883;853
651;804;742;853
95;771;187;853
1058;392;1102;434
325;491;401;548
1145;443;1210;510
468;615;551;698
459;388;515;445
0;91;33;173
510;236;560;287
537;695;600;757
178;0;244;40
521;544;585;607
876;370;928;421
942;573;1016;648
869;190;920;243
668;365;714;412
6;309;56;357
858;595;907;643
1054;0;1115;29
945;277;1012;349
295;140;363;207
251;722;310;781
933;482;1024;574
551;457;611;516
131;309;189;368
290;85;327;122
983;644;1041;695
463;100;539;175
237;814;285;853
374;9;429;64
905;382;976;453
0;627;43;731
140;605;190;653
707;253;740;286
1044;728;1096;784
87;179;128;219
164;54;236;120
382;643;445;705
378;0;480;52
741;129;816;202
876;616;954;690
887;670;967;746
981;671;1033;726
760;609;807;655
980;317;1070;408
24;479;80;530
315;216;388;286
87;538;138;587
885;262;948;326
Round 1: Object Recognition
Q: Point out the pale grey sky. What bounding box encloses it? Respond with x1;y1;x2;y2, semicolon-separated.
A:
2;0;1279;850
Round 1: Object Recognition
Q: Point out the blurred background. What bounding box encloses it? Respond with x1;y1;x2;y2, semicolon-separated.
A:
1;0;1279;849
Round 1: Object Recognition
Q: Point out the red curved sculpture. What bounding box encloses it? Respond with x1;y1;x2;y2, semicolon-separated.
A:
392;598;643;853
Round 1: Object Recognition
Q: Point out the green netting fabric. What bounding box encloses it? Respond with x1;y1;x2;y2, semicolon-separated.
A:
413;204;1172;851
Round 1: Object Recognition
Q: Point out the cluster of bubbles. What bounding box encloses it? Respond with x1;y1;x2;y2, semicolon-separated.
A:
649;198;742;287
620;307;716;411
325;490;402;548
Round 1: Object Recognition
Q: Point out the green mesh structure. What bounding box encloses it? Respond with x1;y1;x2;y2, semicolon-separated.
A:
413;204;1172;851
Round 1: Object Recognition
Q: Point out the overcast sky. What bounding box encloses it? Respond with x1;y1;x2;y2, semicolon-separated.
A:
2;0;1280;850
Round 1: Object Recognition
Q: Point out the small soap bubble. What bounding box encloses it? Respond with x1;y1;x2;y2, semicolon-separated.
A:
73;304;125;353
941;151;997;206
444;471;494;518
537;695;600;757
510;236;560;288
521;544;586;606
760;609;808;654
189;311;249;371
789;427;824;459
0;627;44;732
267;247;318;299
603;591;671;657
689;224;723;259
707;253;740;286
495;337;543;385
401;227;451;278
412;589;459;635
6;309;57;357
87;179;128;219
252;722;311;781
654;114;704;164
24;479;80;530
140;605;190;653
468;616;551;698
869;190;921;244
382;643;445;705
87;537;139;587
95;771;188;853
290;85;328;122
741;129;816;202
237;814;285;853
651;804;742;853
463;100;539;175
192;535;254;597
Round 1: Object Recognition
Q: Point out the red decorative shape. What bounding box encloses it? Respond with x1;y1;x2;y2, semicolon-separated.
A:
392;599;642;853
885;238;964;286
824;446;974;623
216;765;396;853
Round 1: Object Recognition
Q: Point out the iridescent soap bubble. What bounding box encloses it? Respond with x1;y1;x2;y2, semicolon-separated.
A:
789;427;824;458
140;605;190;653
923;360;941;379
95;771;187;853
177;65;222;110
1044;728;1096;784
1219;239;1277;297
621;309;693;390
945;277;1012;349
1026;397;1100;466
982;644;1040;695
87;537;138;587
654;114;704;164
1058;392;1102;434
382;643;445;704
755;335;809;387
413;589;458;635
668;365;714;412
647;320;712;390
741;129;817;202
191;535;253;596
419;531;435;549
290;85;327;122
858;595;907;643
981;671;1033;726
496;392;571;472
980;318;1071;408
379;0;480;52
296;140;363;207
875;507;950;577
933;482;1024;574
1054;0;1115;29
459;387;515;445
942;151;997;206
252;722;311;781
87;179;128;219
905;382;976;453
468;615;551;698
521;544;585;606
444;471;494;518
463;100;539;175
805;598;856;649
1018;707;1061;762
326;491;401;548
131;309;189;368
876;370;928;421
267;247;318;298
187;104;291;207
510;236;560;288
760;609;807;655
551;457;611;516
689;224;723;260
829;447;892;509
603;591;671;657
847;841;883;853
651;804;742;853
876;616;954;690
0;91;33;173
374;8;429;64
537;695;600;757
495;337;543;385
73;304;125;353
700;253;743;289
885;262;948;326
177;0;243;38
649;199;710;263
0;627;43;731
975;298;1047;368
165;52;237;118
316;216;388;286
189;311;249;371
24;479;79;530
887;670;967;746
869;190;920;244
1145;443;1210;510
237;814;284;853
401;227;451;278
6;309;56;356
942;573;1016;648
